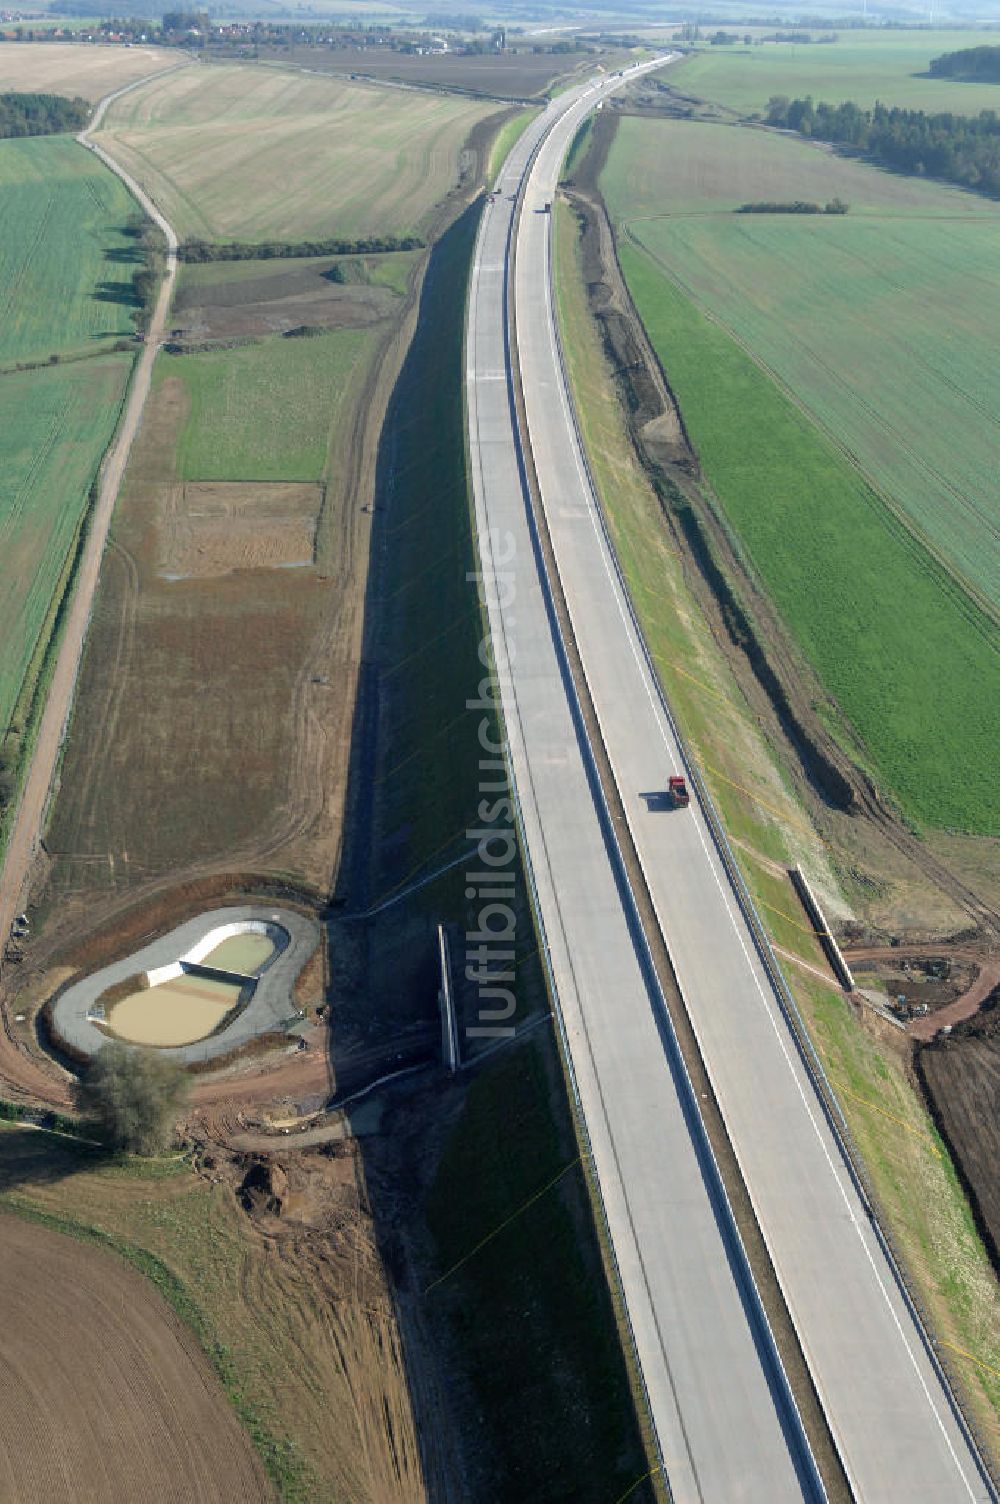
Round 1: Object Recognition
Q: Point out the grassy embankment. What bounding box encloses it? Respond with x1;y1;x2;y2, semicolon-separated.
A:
486;106;538;181
554;167;1000;1460
598;120;999;837
350;204;656;1502
552;203;831;986
673;27;1000;114
0;135;139;847
796;977;1000;1450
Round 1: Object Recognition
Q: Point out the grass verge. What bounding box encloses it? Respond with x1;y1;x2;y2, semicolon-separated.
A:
553;197;835;973
487;106;538;181
616;235;999;836
553;179;1000;1463
794;976;1000;1454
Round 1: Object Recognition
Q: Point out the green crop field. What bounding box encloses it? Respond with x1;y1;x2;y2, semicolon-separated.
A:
167;330;371;483
604;120;1000;613
0;135;141;367
671;28;1000;114
98;65;498;243
0;355;131;733
615;238;999;834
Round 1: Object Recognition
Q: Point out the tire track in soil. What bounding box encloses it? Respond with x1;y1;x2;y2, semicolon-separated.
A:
0;67;183;1102
0;1212;272;1504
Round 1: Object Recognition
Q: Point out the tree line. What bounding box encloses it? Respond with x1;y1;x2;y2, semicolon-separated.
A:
737;198;849;214
177;233;424;263
929;45;1000;82
0;91;88;137
766;94;1000;197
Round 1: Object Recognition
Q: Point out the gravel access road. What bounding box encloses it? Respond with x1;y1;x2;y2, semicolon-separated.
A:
0;68;186;1098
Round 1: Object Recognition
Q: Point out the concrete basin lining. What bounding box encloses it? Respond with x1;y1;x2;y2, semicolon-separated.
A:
51;905;320;1065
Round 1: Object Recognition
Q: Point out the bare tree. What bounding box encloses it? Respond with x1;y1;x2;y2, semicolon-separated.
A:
75;1044;189;1155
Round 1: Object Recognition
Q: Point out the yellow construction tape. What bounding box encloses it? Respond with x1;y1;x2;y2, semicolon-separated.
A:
940;1339;1000;1386
833;1082;941;1158
612;1462;664;1504
754;894;825;940
652;648;734;710
425;1153;585;1295
699;757;823;846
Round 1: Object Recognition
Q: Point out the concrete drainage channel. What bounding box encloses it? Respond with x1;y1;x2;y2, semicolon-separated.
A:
48;906;321;1064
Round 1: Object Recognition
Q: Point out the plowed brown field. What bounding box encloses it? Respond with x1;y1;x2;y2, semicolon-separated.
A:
0;1212;272;1504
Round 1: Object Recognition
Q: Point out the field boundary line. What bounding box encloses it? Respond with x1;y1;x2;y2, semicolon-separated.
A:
0;63;186;1003
571;181;999;1501
622;221;1000;638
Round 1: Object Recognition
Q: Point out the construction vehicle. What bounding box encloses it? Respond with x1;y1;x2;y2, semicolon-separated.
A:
668;775;690;809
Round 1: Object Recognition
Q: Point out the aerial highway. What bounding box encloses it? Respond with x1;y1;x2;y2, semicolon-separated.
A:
509;63;994;1504
468;61;822;1502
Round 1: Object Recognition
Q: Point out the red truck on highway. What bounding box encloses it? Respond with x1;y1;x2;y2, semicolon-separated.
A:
668;775;690;809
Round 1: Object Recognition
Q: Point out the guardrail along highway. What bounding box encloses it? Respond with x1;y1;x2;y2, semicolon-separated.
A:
499;55;992;1504
468;57;996;1504
468;61;821;1503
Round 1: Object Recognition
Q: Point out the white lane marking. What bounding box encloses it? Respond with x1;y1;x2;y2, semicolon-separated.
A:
525;109;981;1502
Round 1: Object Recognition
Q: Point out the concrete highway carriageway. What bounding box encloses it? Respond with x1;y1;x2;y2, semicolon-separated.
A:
466;59;996;1504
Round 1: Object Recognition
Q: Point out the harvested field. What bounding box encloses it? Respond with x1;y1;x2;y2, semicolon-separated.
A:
159;483;321;578
98;65;498;242
0;1127;424;1503
0;1210;271;1504
273;43;609;98
0;41;173;101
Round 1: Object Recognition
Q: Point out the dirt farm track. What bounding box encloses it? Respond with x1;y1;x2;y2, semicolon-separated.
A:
0;1213;272;1503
